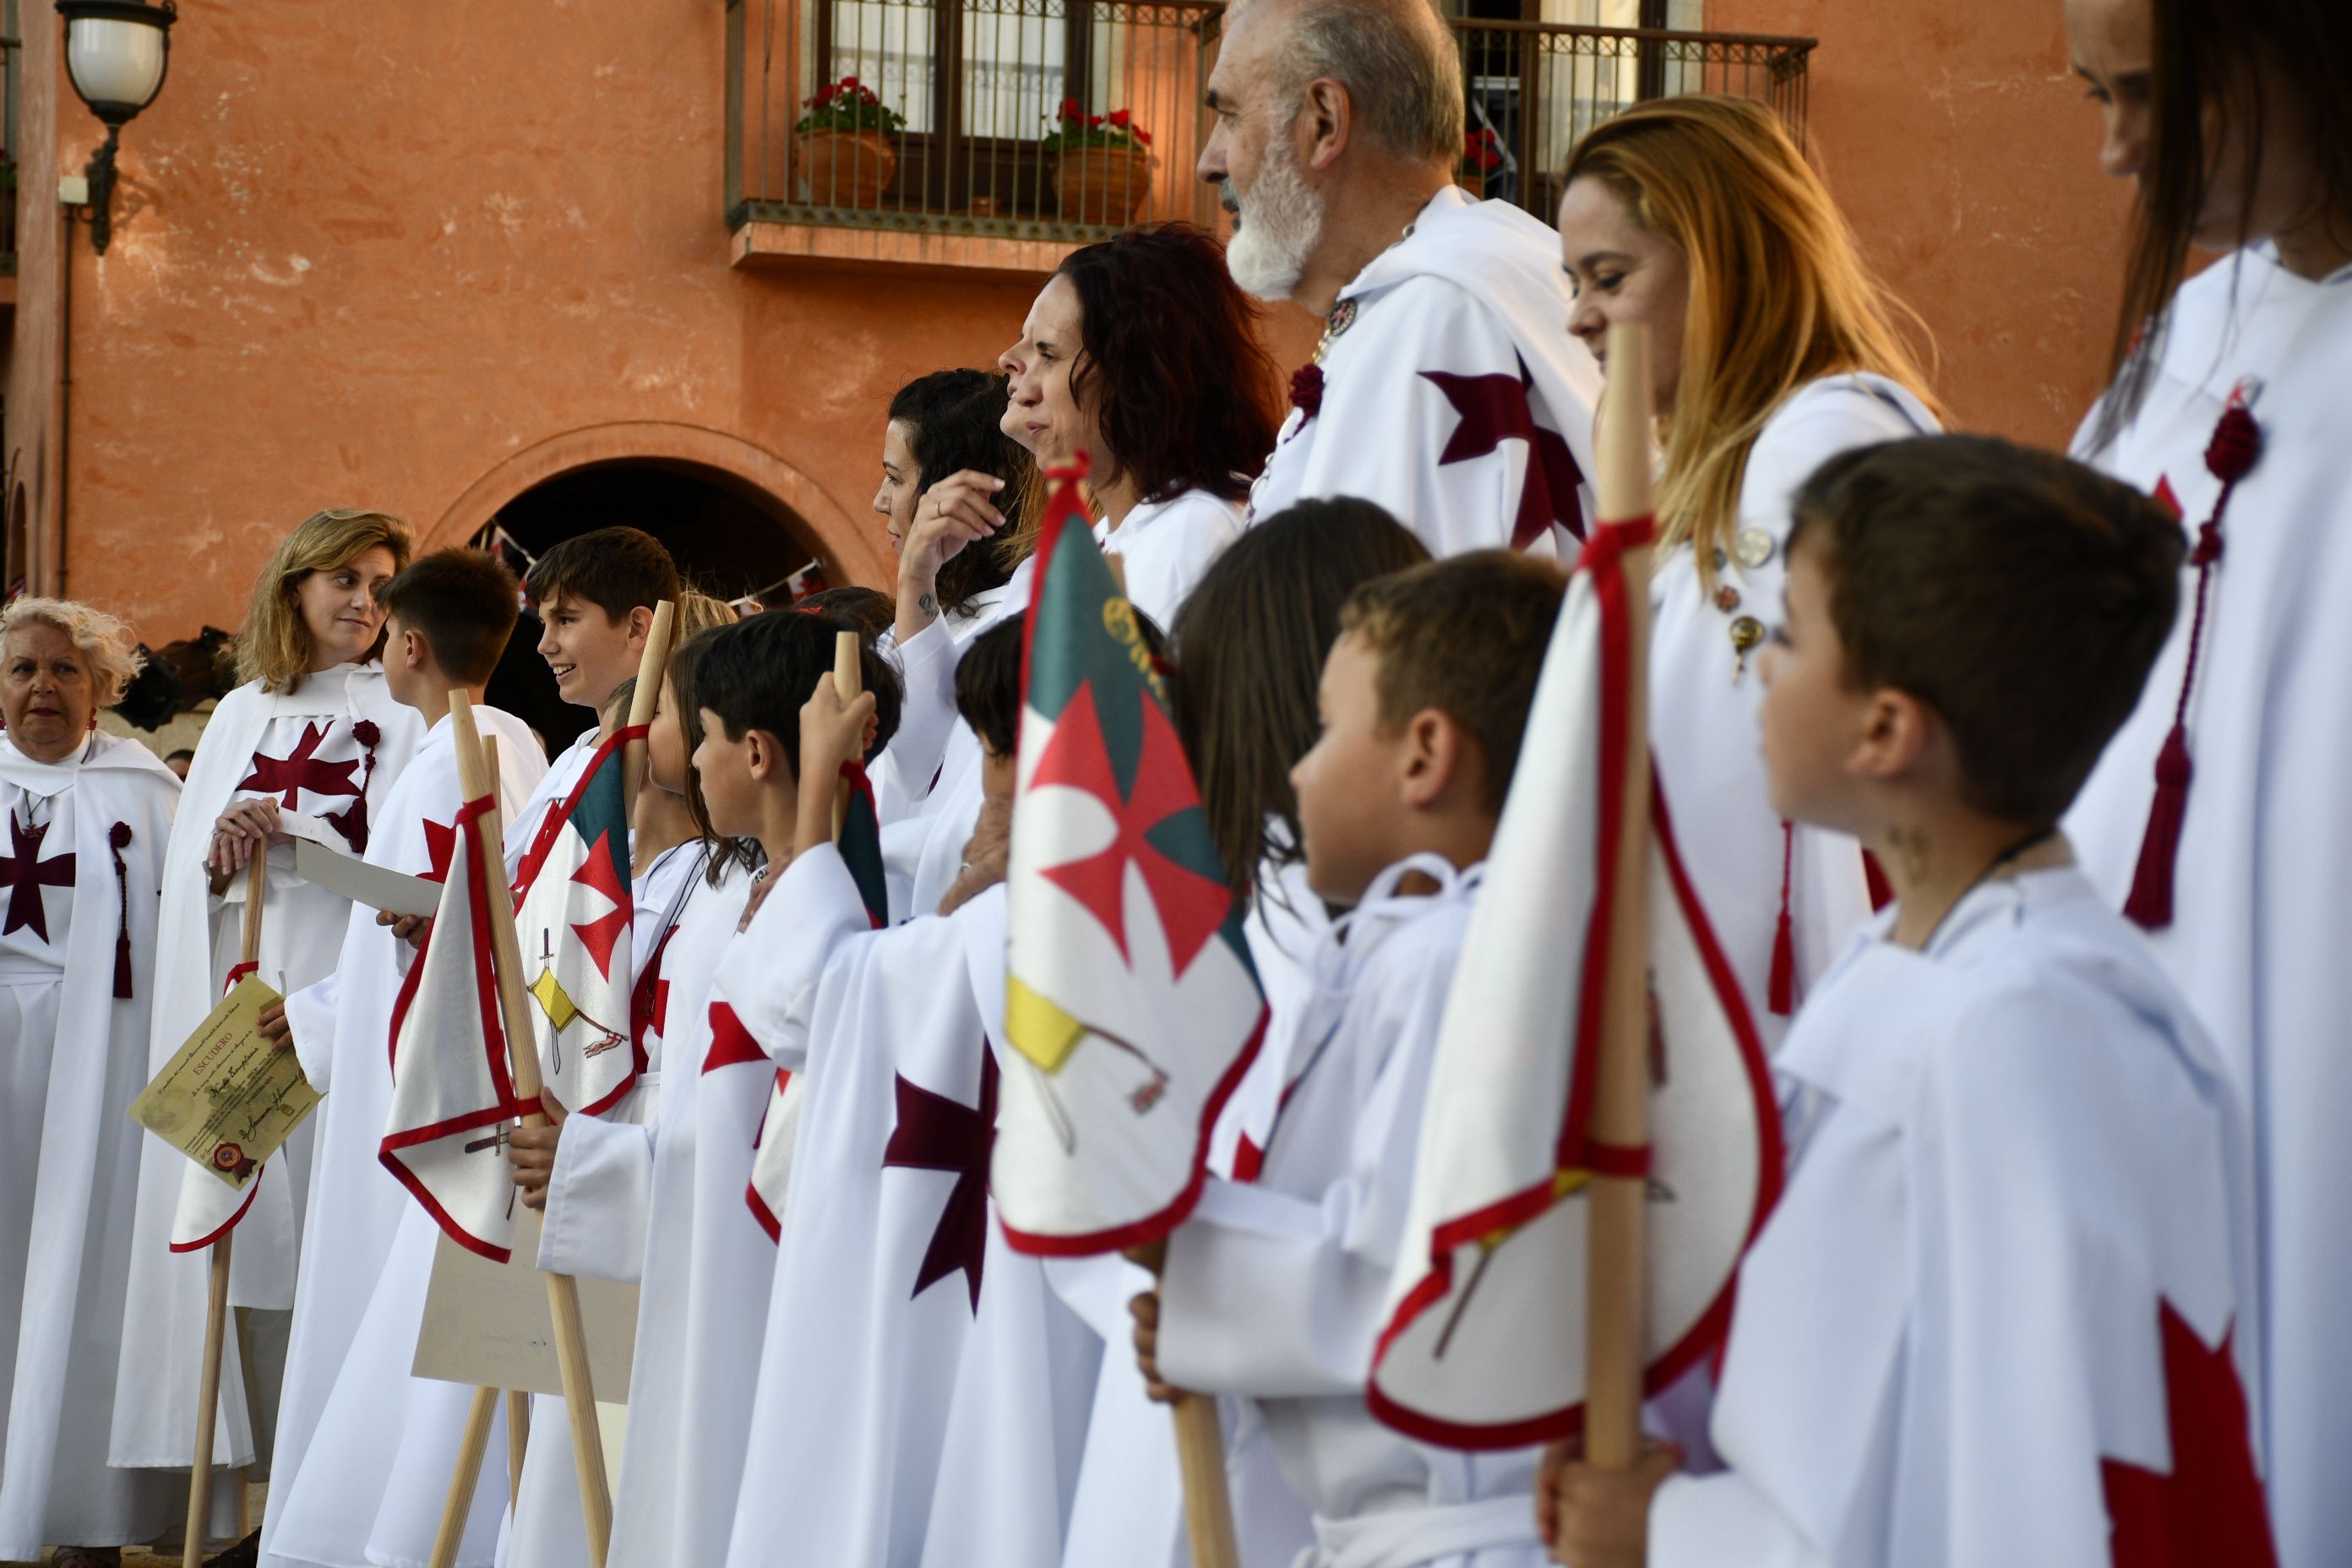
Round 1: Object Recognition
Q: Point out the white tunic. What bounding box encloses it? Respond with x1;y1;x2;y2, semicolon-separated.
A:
1649;373;1932;1051
1649;867;2267;1567
1157;857;1545;1568
717;847;1094;1566
533;853;762;1568
266;722;590;1568
1246;187;1602;562
0;733;181;1556
113;665;421;1472
2065;243;2352;1568
259;708;548;1568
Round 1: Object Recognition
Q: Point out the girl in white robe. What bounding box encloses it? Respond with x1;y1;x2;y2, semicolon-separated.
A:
113;509;422;1497
0;601;182;1564
2064;8;2352;1559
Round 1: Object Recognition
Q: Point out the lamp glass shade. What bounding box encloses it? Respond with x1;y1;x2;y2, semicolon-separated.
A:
64;16;167;119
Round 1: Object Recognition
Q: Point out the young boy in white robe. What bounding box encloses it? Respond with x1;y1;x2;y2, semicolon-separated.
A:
271;529;676;1568
504;611;884;1568
1132;552;1568;1568
719;613;1099;1568
256;549;548;1568
1543;436;2276;1567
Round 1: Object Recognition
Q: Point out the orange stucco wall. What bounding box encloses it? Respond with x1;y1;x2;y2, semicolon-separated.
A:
1716;0;2135;441
5;0;2127;646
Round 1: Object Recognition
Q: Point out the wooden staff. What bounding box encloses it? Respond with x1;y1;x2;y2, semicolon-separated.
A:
182;853;268;1566
451;698;615;1566
428;743;517;1568
831;629;861;838
1173;1395;1240;1568
621;601;677;822
506;1390;531;1513
1583;320;1658;1471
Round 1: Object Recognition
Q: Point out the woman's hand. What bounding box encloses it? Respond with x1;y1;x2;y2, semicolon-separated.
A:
895;471;1006;645
209;798;285;878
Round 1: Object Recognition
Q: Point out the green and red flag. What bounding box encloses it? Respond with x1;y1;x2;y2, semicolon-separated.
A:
512;724;644;1116
994;456;1264;1255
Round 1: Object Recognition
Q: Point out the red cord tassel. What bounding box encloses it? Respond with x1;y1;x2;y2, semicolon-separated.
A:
2124;728;2193;928
109;821;134;999
2125;393;2259;930
1768;819;1797;1015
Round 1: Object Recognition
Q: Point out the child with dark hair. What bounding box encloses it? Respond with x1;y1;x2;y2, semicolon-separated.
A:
504;612;787;1568
1546;436;2270;1567
714;608;1097;1563
1133;551;1569;1567
797;583;896;644
252;547;553;1568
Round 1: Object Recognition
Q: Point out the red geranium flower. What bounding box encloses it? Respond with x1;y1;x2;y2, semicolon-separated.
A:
1134;128;1152;145
1060;96;1083;117
1107;108;1132;128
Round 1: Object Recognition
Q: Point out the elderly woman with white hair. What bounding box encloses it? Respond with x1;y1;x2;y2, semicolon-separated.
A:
0;597;182;1568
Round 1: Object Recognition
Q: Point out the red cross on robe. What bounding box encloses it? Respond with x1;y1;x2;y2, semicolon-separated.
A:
1422;359;1588;547
0;813;73;945
880;1046;1000;1314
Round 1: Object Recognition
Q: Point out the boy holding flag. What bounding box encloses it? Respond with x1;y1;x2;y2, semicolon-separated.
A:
1544;438;2274;1566
1130;553;1567;1566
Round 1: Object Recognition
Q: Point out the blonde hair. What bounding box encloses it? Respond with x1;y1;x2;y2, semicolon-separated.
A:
1562;96;1943;579
0;596;146;705
597;590;736;739
237;509;414;692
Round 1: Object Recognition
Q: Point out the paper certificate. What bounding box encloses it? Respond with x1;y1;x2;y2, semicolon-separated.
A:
128;975;321;1191
293;835;439;918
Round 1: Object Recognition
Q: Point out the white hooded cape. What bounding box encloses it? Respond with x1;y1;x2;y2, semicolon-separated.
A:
0;733;182;1555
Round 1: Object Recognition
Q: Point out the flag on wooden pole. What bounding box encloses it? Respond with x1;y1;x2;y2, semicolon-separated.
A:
992;455;1264;1255
378;787;534;1260
1369;322;1783;1450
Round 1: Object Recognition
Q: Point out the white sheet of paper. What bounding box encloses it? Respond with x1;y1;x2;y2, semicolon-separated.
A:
292;834;441;918
410;1208;640;1401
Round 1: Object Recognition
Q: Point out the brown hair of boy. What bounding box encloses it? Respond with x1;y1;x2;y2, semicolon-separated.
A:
378;548;520;687
798;585;896;643
1338;550;1568;815
1788;434;2184;824
522;525;682;619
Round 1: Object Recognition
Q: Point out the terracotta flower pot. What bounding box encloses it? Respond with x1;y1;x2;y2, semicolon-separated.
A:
795;128;898;208
1054;144;1154;226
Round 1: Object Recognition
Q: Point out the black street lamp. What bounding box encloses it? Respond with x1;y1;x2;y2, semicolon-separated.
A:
56;0;177;255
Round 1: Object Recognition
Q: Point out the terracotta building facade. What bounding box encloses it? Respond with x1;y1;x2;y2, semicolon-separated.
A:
0;0;2129;645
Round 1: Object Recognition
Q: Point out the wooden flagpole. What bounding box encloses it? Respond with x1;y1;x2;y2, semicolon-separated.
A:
1583;321;1658;1472
831;629;861;837
1172;1395;1240;1568
182;853;268;1566
451;696;616;1566
621;601;677;824
428;741;513;1568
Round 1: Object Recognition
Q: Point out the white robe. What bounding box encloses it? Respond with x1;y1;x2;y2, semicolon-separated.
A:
270;722;594;1568
1649;866;2267;1566
1245;186;1603;561
1650;373;1932;1049
114;665;422;1473
1157;856;1545;1568
718;847;1094;1565
532;853;761;1568
2065;243;2352;1568
0;733;182;1556
259;709;548;1568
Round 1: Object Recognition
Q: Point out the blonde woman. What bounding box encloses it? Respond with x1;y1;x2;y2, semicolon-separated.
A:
111;509;423;1503
1554;95;1943;1054
0;601;180;1567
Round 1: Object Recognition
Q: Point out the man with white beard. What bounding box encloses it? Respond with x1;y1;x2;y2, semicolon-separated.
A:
1203;0;1603;558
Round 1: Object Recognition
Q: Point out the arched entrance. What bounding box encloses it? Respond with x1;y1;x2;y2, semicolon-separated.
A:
433;422;893;752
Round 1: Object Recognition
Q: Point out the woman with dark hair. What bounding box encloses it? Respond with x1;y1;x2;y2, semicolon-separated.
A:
1054;498;1430;1568
877;368;1033;634
2065;1;2352;1556
890;224;1282;657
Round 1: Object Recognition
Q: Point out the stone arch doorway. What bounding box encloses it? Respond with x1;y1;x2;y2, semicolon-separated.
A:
434;423;891;751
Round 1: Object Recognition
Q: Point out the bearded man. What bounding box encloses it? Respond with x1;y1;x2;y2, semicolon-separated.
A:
1202;0;1603;558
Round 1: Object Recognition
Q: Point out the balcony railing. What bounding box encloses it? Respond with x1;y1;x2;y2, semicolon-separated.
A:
722;0;1813;257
